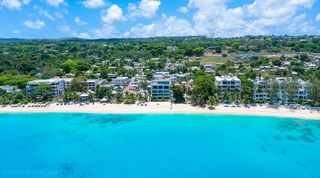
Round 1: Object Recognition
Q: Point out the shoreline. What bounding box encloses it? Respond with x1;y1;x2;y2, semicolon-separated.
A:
1;102;320;120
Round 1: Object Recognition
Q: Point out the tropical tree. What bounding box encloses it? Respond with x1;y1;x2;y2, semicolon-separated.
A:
307;80;320;105
141;80;149;101
285;79;300;103
115;91;122;102
130;93;136;100
171;85;185;103
190;73;217;106
34;83;52;101
69;76;87;93
240;76;254;104
206;95;218;109
223;89;231;102
88;92;94;103
265;77;279;103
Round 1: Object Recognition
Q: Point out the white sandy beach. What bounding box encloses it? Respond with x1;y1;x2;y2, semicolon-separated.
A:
0;102;319;120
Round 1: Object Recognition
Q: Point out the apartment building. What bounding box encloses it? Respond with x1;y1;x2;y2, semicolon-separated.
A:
111;77;129;86
251;77;309;103
26;79;65;96
151;80;171;101
62;78;98;91
215;74;241;92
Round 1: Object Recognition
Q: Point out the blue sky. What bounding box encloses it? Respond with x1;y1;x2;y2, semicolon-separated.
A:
0;0;320;39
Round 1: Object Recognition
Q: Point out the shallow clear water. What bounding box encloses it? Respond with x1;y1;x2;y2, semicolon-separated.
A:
0;113;320;178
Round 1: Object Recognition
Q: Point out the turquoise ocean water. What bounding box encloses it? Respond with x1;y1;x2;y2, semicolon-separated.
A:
0;113;320;178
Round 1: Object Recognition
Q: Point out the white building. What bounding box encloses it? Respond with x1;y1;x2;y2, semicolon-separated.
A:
61;78;98;91
0;85;22;94
111;77;129;86
251;77;309;103
203;64;213;70
251;77;270;101
151;80;171;101
215;74;241;92
26;79;65;97
167;46;178;51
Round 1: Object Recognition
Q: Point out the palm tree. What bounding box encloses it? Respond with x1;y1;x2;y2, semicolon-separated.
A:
130;93;135;100
116;91;122;102
138;92;143;103
233;88;241;103
206;95;217;109
88;92;94;103
223;89;231;102
125;91;129;99
105;89;112;102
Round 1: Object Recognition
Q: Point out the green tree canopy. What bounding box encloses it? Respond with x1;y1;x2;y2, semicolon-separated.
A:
171;85;185;103
34;83;52;101
69;76;87;92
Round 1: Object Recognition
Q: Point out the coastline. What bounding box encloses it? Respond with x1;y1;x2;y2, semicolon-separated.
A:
0;102;319;120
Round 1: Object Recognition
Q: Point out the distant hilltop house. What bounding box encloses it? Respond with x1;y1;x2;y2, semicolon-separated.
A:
234;54;260;60
167;46;178;51
206;46;215;50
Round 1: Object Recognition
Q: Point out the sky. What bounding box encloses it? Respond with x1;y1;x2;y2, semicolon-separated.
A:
0;0;320;39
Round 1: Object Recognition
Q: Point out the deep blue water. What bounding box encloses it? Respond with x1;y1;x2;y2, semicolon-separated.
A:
0;113;320;178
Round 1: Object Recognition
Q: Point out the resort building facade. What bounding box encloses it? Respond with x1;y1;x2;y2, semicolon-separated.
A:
251;77;309;103
215;74;241;92
151;80;171;101
62;78;98;91
111;77;129;86
26;79;65;97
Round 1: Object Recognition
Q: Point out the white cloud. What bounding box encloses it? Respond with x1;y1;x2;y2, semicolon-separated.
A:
186;0;317;37
101;5;126;24
23;0;31;4
178;7;188;13
59;25;91;38
76;33;91;39
12;30;21;34
24;20;45;29
91;25;117;38
244;0;315;27
316;14;320;22
122;31;130;37
287;13;316;34
75;17;87;26
188;0;248;37
128;0;161;19
82;0;105;8
1;0;22;10
39;10;55;20
45;0;67;7
130;14;196;37
59;25;71;33
55;12;63;18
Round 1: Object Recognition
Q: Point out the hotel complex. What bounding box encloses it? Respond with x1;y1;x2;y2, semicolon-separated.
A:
26;79;65;97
